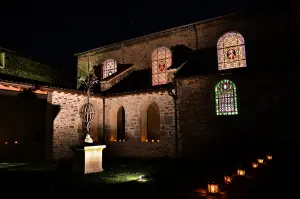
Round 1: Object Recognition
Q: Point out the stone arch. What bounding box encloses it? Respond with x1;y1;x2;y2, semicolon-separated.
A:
78;98;101;143
140;99;163;142
108;100;127;141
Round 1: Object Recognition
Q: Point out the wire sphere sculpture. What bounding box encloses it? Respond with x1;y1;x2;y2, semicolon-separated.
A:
79;103;96;133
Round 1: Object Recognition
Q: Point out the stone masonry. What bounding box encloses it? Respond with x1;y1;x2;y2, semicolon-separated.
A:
52;91;102;160
51;89;176;160
104;90;176;158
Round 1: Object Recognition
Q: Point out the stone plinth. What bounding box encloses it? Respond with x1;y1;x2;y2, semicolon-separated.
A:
72;145;106;174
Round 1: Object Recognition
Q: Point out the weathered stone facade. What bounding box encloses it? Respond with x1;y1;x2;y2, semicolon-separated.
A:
51;91;102;160
51;89;176;160
51;5;297;161
104;91;176;158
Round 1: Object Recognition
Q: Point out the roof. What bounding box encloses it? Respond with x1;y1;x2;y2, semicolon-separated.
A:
0;72;83;94
103;68;172;95
101;63;133;81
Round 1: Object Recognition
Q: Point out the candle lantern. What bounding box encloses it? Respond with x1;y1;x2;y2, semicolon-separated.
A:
224;175;232;184
237;169;245;176
207;182;219;194
257;158;264;164
267;155;272;160
252;162;258;168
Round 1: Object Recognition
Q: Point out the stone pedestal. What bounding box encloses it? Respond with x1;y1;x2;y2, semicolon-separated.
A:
72;145;106;174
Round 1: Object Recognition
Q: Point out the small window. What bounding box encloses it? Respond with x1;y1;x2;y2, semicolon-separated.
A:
215;79;238;115
151;47;172;86
217;32;246;70
102;59;117;79
0;53;5;68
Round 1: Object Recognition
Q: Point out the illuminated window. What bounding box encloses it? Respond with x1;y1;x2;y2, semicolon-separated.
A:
102;59;117;79
152;47;172;86
0;53;5;68
215;79;238;115
217;32;246;70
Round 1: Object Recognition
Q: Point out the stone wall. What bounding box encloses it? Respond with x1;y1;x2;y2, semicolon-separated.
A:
51;89;176;160
51;91;102;161
177;71;296;163
104;91;176;158
76;8;290;85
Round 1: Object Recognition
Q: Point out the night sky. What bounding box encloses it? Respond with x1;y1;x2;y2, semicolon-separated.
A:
0;0;273;70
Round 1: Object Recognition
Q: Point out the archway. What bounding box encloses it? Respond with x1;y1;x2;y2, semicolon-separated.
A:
147;102;160;141
117;106;125;141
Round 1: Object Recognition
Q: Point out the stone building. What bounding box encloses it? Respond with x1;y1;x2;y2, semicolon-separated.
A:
1;4;297;163
51;5;295;162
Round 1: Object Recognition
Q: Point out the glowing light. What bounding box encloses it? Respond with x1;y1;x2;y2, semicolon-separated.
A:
215;79;238;115
224;175;232;184
157;140;160;142
152;47;172;86
237;169;245;176
4;141;8;144
151;139;154;142
217;32;246;70
252;162;258;168
208;182;219;194
14;141;18;144
257;159;264;164
267;155;272;160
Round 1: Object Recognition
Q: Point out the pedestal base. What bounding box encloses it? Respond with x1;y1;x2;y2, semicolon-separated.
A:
72;145;106;174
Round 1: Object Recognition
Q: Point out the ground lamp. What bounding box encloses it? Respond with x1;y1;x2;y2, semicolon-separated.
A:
237;169;245;176
252;162;258;168
257;158;264;164
224;175;232;184
207;181;219;194
267;155;272;160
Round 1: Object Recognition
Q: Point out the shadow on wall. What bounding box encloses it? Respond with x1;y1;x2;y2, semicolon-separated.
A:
0;87;60;163
178;73;292;170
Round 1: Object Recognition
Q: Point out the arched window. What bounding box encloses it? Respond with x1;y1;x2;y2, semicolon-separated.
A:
215;79;238;115
217;32;246;70
102;59;117;79
152;47;172;86
117;106;125;141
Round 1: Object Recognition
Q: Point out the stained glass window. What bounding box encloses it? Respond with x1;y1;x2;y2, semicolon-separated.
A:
152;47;172;86
217;32;246;70
215;79;238;115
103;59;117;79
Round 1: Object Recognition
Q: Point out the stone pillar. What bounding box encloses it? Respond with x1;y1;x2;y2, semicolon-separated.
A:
72;145;106;174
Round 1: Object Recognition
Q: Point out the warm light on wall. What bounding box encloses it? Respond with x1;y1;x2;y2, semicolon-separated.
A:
252;162;258;168
207;182;219;194
237;169;245;176
257;159;264;164
224;175;232;184
157;140;160;142
267;155;272;160
151;139;154;142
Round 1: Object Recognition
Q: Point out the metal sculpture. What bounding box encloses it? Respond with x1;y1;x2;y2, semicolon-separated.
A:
79;56;98;143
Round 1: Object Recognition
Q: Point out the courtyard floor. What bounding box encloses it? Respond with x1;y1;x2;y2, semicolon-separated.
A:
0;157;287;198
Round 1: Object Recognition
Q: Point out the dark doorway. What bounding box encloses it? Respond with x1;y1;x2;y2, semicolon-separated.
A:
147;102;160;141
117;106;125;140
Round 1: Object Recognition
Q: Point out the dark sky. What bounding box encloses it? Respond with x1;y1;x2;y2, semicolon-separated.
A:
0;0;273;69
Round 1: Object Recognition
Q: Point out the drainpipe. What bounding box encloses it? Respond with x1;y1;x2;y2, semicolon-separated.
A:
102;96;106;144
167;80;179;159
